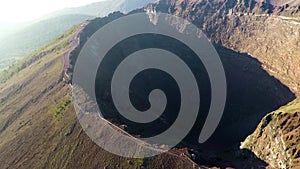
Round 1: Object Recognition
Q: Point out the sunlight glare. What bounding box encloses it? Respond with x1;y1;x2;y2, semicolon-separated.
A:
0;0;105;23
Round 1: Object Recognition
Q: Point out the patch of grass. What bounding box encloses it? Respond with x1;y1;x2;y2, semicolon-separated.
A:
53;97;72;119
275;98;300;113
125;158;144;169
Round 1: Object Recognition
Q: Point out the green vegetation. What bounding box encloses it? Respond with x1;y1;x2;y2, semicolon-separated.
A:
0;0;155;70
0;15;93;70
126;158;144;168
241;98;300;168
275;98;300;113
0;24;79;84
1;1;298;168
0;17;197;169
53;97;72;119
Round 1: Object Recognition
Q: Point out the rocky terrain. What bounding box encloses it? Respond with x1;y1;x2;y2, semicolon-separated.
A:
0;0;300;168
146;0;300;95
0;22;199;169
145;0;300;167
257;0;300;7
66;0;300;167
241;99;300;169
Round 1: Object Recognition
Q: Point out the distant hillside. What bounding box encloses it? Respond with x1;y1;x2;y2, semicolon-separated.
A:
0;14;94;70
46;0;155;18
0;0;155;70
0;23;27;39
0;0;299;168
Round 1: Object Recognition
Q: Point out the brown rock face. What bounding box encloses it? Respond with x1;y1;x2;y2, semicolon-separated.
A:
1;0;299;168
256;0;300;7
147;0;300;96
145;0;300;167
241;99;300;169
212;15;300;96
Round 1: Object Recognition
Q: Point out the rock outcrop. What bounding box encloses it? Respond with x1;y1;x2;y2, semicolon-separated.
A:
241;99;300;168
146;0;300;95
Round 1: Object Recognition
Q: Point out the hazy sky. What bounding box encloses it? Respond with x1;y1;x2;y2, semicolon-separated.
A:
0;0;106;23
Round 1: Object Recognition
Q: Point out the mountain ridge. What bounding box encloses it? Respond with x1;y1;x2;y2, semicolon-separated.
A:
0;19;201;169
0;0;299;168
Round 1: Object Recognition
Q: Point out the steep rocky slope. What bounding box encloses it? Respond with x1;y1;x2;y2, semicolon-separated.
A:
143;0;300;167
256;0;300;7
69;10;295;151
146;0;300;95
210;14;300;96
241;99;300;169
0;23;199;169
0;0;299;168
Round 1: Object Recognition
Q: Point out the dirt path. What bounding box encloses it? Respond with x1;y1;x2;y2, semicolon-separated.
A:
227;12;300;25
62;21;89;81
83;111;205;168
